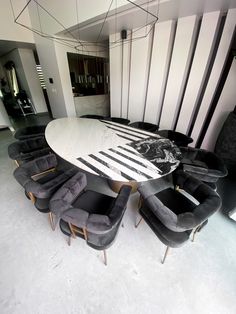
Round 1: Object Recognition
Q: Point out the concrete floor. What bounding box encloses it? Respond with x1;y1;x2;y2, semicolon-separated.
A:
1;120;236;314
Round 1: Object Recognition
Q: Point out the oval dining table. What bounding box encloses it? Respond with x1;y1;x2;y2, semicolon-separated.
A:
45;117;182;192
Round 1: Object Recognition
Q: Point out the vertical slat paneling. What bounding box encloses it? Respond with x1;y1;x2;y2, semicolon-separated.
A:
144;20;175;124
176;11;221;135
159;15;198;129
109;33;122;117
128;26;152;122
191;8;236;146
121;31;132;119
201;60;236;151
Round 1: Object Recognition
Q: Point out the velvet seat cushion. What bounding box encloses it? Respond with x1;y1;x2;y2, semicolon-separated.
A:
138;170;221;232
180;147;228;182
103;117;130;125
129;121;158;133
50;172;132;250
156;130;193;147
59;182;131;249
80;115;104;119
140;205;191;248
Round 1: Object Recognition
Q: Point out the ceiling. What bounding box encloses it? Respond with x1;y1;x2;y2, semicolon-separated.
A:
1;0;236;54
0;40;35;58
58;0;236;42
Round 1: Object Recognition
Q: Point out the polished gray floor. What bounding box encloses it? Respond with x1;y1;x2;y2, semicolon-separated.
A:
0;120;236;314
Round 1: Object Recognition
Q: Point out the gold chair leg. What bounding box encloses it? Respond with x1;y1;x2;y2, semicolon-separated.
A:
83;227;88;241
68;223;76;239
162;246;170;264
138;196;143;209
135;217;143;228
31;167;56;179
48;212;55;231
68;236;72;246
28;192;36;204
103;250;107;266
14;160;20;167
192;225;201;242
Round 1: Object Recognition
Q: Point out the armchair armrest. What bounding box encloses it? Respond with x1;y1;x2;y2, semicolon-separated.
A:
138;184;153;200
86;214;111;233
145;194;200;231
61;207;89;229
109;185;132;224
50;171;87;205
13;166;32;187
49;198;72;217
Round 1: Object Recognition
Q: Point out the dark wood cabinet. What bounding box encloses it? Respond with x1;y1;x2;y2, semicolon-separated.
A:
67;53;109;96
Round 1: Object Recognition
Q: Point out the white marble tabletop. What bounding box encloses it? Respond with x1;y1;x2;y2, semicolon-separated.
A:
45;117;181;182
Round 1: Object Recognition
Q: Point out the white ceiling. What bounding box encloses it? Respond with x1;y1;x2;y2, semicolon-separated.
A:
0;40;35;58
1;0;235;54
58;0;236;42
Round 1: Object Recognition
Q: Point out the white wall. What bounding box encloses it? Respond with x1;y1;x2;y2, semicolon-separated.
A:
109;33;122;118
18;48;47;113
74;95;110;117
0;0;34;43
30;31;109;118
176;10;221;134
128;26;153;122
30;36;68;118
191;8;236;145
144;20;175;124
160;15;198;129
0;48;47;113
1;49;28;94
0;98;14;131
27;0;110;119
109;8;236;148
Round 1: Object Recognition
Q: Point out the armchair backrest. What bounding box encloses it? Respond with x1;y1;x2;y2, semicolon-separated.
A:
8;137;48;160
14;154;57;188
139;170;221;232
109;185;132;225
172;170;221;229
50;171;87;216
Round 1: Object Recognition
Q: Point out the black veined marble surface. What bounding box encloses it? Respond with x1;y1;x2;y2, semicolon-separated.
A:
128;137;182;175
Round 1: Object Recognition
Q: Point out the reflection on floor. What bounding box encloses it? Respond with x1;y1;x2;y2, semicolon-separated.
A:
1;117;236;314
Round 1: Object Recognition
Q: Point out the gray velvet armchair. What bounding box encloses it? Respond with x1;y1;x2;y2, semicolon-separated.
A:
137;170;221;263
8;136;51;166
49;171;132;265
13;153;77;229
14;125;47;140
179;146;228;186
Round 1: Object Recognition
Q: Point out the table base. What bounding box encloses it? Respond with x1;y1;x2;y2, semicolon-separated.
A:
108;180;138;194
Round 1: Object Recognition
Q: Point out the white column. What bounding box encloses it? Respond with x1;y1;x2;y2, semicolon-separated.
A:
0;99;14;132
176;11;221;135
191;8;236;146
109;33;122;117
144;20;175;125
128;26;153;122
160;15;198;130
121;30;132;119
